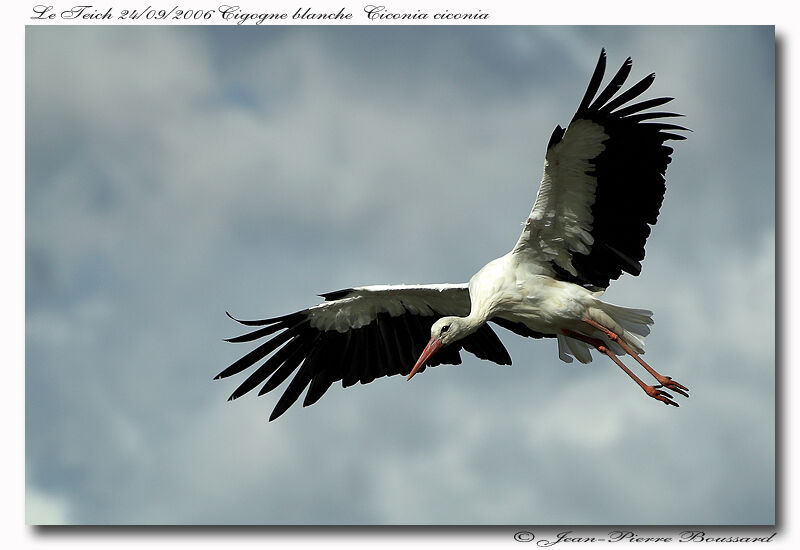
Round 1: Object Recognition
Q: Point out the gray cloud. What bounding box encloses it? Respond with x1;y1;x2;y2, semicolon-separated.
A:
26;26;774;524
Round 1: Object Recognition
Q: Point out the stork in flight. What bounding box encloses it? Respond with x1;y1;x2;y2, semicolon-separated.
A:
217;50;689;421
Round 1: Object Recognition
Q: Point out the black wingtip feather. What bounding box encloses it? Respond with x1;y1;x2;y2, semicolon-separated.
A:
599;72;656;114
259;334;318;396
224;322;288;343
575;49;607;115
215;324;302;380
226;310;296;327
625;111;685;122
612;96;674;118
227;334;307;401
645;122;692;133
588;56;632;112
226;311;266;326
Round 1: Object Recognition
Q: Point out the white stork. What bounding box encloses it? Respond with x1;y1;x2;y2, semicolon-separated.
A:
217;50;689;421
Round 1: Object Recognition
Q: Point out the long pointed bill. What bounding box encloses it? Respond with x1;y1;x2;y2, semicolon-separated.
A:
407;337;443;380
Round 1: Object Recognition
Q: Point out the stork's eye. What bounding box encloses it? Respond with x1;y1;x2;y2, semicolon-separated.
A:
441;324;450;333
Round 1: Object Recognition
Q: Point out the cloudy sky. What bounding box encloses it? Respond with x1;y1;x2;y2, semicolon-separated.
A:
25;25;774;525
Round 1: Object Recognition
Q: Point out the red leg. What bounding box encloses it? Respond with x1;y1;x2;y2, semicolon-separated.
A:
582;318;689;397
562;329;680;407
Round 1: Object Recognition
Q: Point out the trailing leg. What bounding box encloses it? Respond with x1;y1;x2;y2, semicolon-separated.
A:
562;328;680;407
582;318;689;397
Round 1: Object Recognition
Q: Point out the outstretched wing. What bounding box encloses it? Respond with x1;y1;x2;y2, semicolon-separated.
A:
513;49;688;289
216;284;513;421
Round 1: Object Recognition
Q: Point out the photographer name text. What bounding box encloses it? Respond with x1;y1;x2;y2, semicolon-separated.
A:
513;530;777;545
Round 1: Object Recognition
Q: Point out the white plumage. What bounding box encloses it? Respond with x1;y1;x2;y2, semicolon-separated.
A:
218;50;689;421
518;118;609;270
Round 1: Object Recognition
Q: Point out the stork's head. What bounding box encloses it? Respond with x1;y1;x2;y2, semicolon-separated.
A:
407;316;466;380
430;316;466;346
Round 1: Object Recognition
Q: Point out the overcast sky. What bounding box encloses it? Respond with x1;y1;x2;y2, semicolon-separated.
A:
25;25;774;525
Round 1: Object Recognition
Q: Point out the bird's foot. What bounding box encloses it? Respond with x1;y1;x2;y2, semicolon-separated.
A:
645;385;680;407
655;376;689;398
580;319;690;404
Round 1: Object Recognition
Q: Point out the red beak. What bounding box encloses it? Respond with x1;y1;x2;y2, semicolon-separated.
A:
407;337;443;380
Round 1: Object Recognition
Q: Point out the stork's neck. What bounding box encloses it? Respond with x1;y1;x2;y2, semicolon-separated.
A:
450;308;488;339
466;252;517;327
443;296;494;343
463;304;492;330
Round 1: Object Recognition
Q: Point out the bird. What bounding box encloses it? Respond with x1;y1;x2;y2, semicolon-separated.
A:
217;49;689;421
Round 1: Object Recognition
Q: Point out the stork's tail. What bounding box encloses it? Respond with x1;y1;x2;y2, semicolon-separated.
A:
591;301;653;354
557;300;654;364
